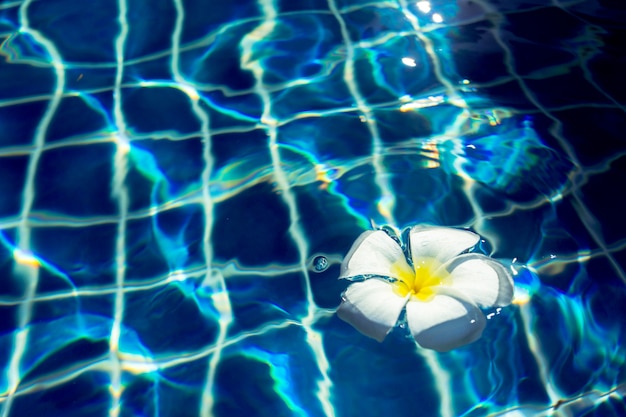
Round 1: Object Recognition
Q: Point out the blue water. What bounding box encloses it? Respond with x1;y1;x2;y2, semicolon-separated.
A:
1;0;625;416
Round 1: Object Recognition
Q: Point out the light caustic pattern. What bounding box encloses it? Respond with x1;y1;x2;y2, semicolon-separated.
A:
0;0;625;416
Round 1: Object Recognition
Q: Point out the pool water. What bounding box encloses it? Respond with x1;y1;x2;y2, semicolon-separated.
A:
1;0;625;416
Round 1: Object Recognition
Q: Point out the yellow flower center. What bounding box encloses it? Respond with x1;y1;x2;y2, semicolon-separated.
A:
392;257;449;301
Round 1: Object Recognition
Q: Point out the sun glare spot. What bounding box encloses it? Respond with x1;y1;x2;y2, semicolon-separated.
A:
416;1;431;13
402;57;417;67
13;249;41;268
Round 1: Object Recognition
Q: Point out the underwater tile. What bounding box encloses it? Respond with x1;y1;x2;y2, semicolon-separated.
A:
119;375;158;417
64;67;118;92
122;283;220;355
475;79;537;110
0;305;17;336
0;156;28;219
579;156;626;247
8;370;111;417
32;296;115;330
331;162;387;223
309;262;345;310
0;4;19;31
214;355;299;417
474;206;547;261
454;308;524;410
553;195;602;252
373;109;434;143
125;137;206;212
122;87;202;135
586;271;626;342
17;312;112;381
352;40;439;106
0;351;9;393
451;25;509;85
20;337;109;386
204;90;263;130
389;164;475;227
124;0;176;61
277;112;372;161
0;100;49;147
467;184;510;215
212;183;299;267
128;138;205;203
31;292;111;325
209;131;271;203
179;23;257;91
122;55;176;85
585;248;626;289
211;128;270;172
157;358;208;389
140;204;206;273
333;0;390;9
276;0;329;13
242;13;342;86
586;26;626;104
46;96;110;143
0;229;23;299
25;0;119;63
530;230;585;293
504;6;586;48
31;224;117;288
122;362;205;417
225;272;306;336
178;0;261;44
506;40;578;77
32;143;117;217
483;0;553;12
588;57;626;105
423;0;491;25
322;314;441;417
0;63;55;103
269;71;354;120
30;296;82;324
555;106;626;167
215;328;325;417
124;215;176;282
293;185;367;253
452;118;574;203
341;5;412;43
290;189;367;308
525;286;619;399
126;165;157;214
511;337;553;406
590;398;626;417
524;68;613;108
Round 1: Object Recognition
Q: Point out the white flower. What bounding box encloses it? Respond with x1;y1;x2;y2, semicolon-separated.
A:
337;226;514;352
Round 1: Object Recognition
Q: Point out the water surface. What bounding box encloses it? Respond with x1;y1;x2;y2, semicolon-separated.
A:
0;0;625;416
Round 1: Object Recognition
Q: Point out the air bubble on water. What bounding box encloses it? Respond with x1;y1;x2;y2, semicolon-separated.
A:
312;256;329;272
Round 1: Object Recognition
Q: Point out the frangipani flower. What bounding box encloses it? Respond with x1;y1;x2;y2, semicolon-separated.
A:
337;226;514;352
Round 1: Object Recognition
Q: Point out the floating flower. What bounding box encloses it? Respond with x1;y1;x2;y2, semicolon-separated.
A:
337;226;513;352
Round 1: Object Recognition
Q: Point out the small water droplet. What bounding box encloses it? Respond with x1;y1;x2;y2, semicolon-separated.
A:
312;256;329;272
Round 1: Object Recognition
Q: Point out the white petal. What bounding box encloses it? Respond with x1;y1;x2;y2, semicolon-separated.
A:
409;226;479;264
337;279;407;342
339;230;411;280
441;254;514;307
405;295;486;352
